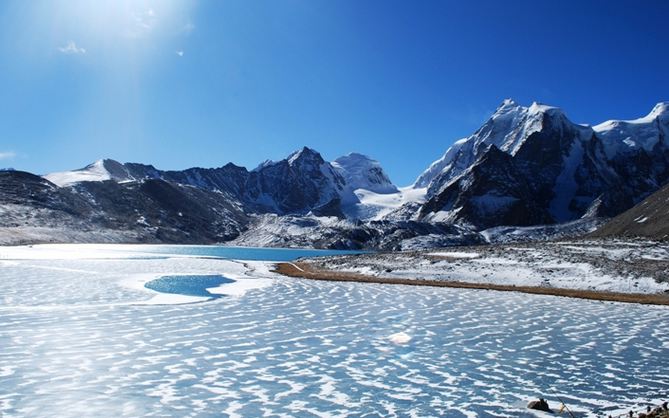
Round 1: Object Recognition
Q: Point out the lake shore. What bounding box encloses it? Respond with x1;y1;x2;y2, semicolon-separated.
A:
275;240;669;306
275;261;669;305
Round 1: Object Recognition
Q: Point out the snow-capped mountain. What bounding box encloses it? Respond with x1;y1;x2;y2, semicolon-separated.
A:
246;147;346;216
413;99;669;229
4;99;669;248
330;152;410;220
413;100;573;189
332;153;397;194
45;159;137;187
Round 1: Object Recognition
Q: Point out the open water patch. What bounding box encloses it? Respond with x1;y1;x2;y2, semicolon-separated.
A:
144;275;235;299
122;245;368;261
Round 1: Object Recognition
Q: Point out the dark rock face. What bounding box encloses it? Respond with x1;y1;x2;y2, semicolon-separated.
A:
419;145;551;229
157;163;251;198
591;181;669;240
73;179;249;243
246;147;345;215
0;171;91;217
119;147;345;217
598;146;669;216
230;214;486;250
527;399;552;413
0;170;248;244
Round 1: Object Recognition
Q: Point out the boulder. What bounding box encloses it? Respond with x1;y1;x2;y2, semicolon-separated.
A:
528;398;552;413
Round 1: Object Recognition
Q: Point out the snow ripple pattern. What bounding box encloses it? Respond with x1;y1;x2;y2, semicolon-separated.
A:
1;254;668;417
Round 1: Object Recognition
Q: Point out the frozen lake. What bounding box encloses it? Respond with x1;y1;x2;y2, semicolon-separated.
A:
1;245;668;417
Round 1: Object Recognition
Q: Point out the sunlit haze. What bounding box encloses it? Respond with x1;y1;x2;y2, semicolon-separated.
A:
1;0;668;185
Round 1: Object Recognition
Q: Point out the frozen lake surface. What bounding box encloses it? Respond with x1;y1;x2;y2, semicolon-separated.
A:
1;245;668;417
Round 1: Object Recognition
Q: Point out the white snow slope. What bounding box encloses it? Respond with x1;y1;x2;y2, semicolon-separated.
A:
44;159;135;187
593;101;669;158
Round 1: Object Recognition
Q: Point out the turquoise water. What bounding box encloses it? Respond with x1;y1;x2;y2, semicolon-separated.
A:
144;275;234;298
127;245;365;261
136;246;360;299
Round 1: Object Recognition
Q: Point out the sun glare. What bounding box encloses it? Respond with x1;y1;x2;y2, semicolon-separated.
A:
13;0;194;59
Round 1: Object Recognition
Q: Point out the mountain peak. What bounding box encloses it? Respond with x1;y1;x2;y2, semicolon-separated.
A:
84;158;105;168
593;101;669;158
528;101;561;114
414;98;579;193
595;102;669;128
287;146;324;165
500;98;518;107
253;147;324;171
492;98;522;116
648;101;669;119
333;152;397;194
335;152;374;163
492;99;562;118
45;159;114;187
222;162;246;171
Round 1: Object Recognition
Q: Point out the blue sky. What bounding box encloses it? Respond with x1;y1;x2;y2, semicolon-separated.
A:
0;0;667;186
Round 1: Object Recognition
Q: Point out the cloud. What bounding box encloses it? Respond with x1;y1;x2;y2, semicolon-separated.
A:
176;50;184;57
0;151;16;160
58;40;86;54
181;22;195;34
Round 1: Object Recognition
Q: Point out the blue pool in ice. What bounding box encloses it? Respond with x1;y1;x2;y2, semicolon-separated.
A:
144;275;235;299
0;244;668;418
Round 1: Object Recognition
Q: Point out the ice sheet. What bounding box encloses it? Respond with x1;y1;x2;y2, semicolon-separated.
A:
0;244;668;418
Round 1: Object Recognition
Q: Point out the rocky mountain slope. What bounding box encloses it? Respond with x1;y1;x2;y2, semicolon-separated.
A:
226;214;484;250
591;181;669;240
1;170;247;244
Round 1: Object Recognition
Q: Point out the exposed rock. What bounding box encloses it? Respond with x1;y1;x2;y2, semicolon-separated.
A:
527;398;552;413
591;181;669;240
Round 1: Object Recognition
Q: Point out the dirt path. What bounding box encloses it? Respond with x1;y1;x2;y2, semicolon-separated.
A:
274;262;669;306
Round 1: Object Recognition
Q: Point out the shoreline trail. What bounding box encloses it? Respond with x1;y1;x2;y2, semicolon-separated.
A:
275;262;669;306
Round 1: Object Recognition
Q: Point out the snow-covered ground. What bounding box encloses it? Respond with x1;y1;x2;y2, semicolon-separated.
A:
1;244;668;417
315;239;669;294
342;186;427;220
226;213;355;248
0;203;143;245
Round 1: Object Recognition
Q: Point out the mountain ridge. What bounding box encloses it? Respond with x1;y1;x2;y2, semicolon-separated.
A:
3;99;668;248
